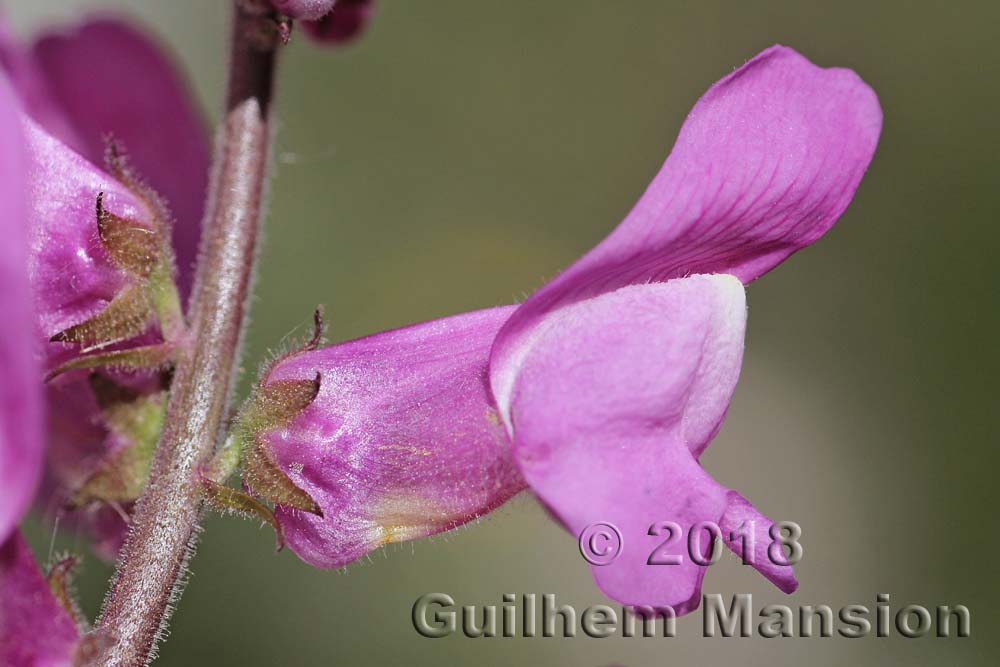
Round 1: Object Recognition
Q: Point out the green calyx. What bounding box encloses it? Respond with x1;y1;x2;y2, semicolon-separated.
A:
207;373;324;516
202;308;327;542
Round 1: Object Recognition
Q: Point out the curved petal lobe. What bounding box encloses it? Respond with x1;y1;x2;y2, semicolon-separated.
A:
492;45;882;406
267;307;525;568
720;491;798;594
499;276;749;608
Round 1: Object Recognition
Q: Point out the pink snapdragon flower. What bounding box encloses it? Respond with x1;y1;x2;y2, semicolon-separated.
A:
255;46;882;610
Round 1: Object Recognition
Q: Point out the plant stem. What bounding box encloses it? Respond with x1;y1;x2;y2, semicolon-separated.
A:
91;4;277;665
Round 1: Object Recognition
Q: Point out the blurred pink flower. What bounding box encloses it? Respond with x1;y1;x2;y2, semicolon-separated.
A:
272;0;375;45
258;45;882;610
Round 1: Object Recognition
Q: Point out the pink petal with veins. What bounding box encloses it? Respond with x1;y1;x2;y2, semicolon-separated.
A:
492;45;882;438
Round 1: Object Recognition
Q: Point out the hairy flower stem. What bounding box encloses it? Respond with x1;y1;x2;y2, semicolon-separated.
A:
90;3;278;665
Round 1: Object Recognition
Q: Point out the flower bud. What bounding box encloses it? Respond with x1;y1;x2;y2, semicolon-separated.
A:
257;306;525;568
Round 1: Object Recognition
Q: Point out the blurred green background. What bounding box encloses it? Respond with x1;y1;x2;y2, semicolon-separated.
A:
11;1;999;665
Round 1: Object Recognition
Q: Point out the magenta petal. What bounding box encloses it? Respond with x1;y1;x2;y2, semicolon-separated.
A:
498;276;746;608
31;19;209;293
267;307;526;568
719;491;798;594
0;532;79;666
0;78;42;544
493;46;882;390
